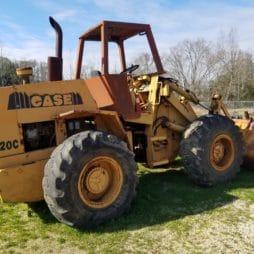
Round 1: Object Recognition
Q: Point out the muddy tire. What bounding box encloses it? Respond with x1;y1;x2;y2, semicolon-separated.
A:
42;131;138;228
180;114;244;186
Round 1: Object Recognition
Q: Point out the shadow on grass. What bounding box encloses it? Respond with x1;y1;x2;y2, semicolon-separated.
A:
27;201;58;224
29;165;254;232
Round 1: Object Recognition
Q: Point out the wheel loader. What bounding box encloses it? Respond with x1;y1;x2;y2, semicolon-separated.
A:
0;17;253;228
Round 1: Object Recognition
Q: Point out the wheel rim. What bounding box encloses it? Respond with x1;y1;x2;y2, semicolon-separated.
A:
78;156;123;209
210;134;235;172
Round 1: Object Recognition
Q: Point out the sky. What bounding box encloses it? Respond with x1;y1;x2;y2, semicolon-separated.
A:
1;0;254;76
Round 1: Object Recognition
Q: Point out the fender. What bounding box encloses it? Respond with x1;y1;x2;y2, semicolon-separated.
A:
56;109;128;143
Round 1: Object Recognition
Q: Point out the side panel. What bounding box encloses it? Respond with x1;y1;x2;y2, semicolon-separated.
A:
0;79;97;162
0;86;23;157
0;160;46;202
85;74;139;119
85;76;114;108
103;74;138;119
0;148;54;202
13;79;97;123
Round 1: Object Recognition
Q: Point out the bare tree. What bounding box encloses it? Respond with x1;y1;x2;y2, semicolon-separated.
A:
0;57;19;86
81;62;97;78
131;52;156;75
18;60;47;82
212;28;253;100
163;39;220;99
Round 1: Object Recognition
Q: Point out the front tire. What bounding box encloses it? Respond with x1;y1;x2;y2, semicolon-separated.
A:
180;114;244;186
42;131;138;228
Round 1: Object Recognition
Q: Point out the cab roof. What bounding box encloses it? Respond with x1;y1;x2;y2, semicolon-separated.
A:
79;20;151;42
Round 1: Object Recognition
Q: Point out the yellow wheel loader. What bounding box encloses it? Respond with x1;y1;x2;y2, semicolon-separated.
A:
0;17;253;228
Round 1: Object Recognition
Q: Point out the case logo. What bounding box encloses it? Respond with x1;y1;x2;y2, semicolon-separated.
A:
8;92;83;110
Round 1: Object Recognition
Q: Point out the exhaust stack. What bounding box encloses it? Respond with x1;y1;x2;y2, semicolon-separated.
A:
48;16;63;81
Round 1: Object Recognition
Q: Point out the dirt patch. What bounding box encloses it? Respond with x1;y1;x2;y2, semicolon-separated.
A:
123;199;254;254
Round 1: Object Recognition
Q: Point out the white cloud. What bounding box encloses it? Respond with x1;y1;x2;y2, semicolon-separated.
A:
0;15;53;62
3;39;52;62
53;9;82;21
2;0;254;79
73;0;254;52
29;0;63;12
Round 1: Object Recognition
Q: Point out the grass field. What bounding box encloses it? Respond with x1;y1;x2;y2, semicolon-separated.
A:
1;163;254;254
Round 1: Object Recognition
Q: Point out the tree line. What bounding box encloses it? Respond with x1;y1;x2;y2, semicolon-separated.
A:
0;57;47;86
1;29;254;101
135;29;254;101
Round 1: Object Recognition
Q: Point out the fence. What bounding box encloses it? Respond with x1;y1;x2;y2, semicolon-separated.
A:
193;101;254;117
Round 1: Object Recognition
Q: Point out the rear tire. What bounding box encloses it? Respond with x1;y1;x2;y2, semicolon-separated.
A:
42;131;138;228
180;114;243;186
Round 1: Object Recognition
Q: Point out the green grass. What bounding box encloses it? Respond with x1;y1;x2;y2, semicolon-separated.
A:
1;164;254;253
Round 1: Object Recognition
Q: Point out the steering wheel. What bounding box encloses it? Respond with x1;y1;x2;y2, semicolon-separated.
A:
121;64;139;74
